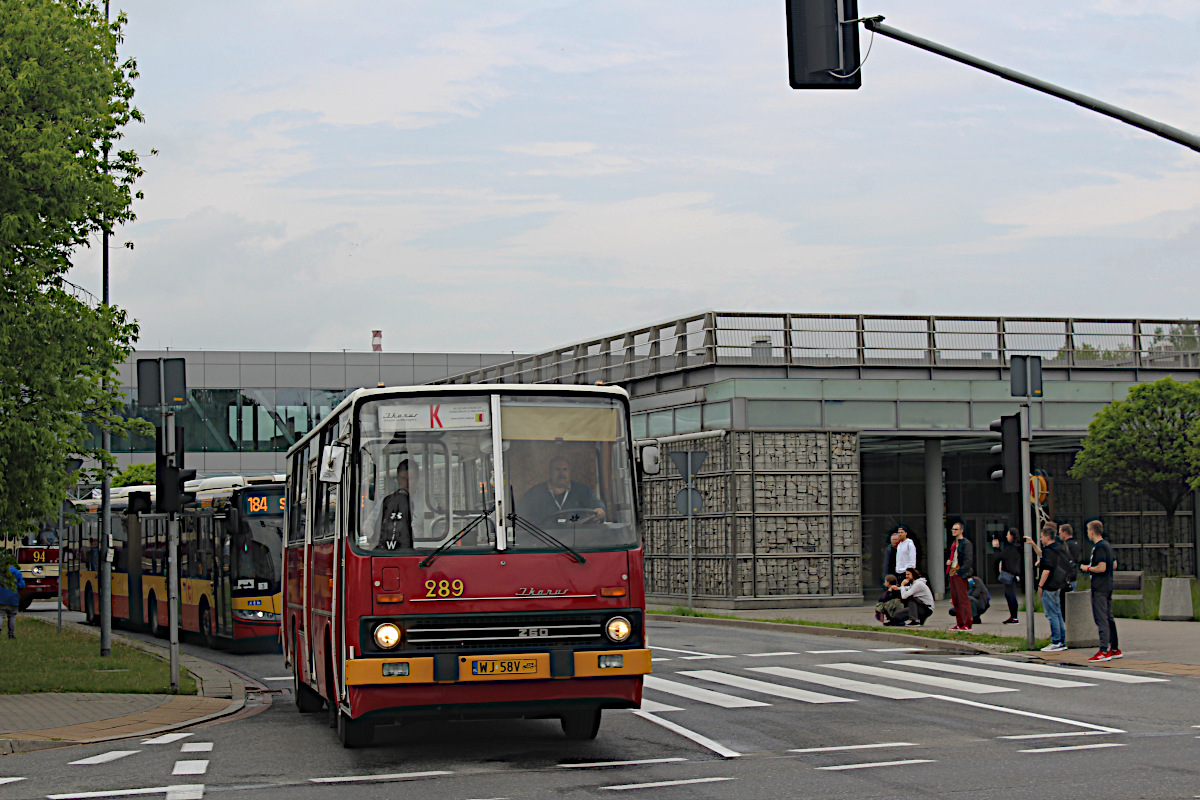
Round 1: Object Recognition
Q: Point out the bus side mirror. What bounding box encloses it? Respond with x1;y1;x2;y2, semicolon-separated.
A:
639;445;661;476
319;444;346;483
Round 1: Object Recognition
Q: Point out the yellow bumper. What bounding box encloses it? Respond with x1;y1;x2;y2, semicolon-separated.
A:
343;649;652;686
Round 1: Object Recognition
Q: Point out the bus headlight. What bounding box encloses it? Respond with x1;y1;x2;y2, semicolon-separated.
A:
31;566;43;575
374;622;402;650
605;616;632;643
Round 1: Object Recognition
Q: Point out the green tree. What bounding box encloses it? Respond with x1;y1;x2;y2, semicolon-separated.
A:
1070;377;1200;576
113;462;154;488
0;1;147;541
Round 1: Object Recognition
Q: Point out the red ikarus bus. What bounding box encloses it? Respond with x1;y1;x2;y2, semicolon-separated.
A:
284;385;650;747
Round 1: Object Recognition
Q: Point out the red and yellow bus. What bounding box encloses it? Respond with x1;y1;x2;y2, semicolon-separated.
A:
285;385;650;747
5;531;61;610
62;479;285;647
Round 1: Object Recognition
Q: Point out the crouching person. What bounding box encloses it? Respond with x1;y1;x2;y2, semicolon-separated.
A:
898;567;934;626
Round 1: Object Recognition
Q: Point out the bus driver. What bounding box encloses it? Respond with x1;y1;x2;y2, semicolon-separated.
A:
379;459;419;549
517;456;605;525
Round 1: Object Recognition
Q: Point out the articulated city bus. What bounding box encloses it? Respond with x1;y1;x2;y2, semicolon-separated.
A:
284;385;650;747
63;479;285;647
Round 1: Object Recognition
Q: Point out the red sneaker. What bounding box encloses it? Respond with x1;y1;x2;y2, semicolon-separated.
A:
1087;650;1112;662
950;625;967;631
1108;649;1123;659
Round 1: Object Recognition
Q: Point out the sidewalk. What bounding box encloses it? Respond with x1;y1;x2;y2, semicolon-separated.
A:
0;618;247;756
650;602;1200;677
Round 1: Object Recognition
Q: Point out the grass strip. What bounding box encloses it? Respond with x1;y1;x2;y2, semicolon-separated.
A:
0;618;196;695
651;606;1049;652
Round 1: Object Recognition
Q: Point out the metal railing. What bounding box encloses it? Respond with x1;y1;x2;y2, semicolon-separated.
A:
432;312;1200;386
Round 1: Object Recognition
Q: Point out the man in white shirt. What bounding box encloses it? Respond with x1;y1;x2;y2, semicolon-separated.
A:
895;526;917;574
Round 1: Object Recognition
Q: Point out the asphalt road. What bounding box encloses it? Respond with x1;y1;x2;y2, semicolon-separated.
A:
5;604;1199;800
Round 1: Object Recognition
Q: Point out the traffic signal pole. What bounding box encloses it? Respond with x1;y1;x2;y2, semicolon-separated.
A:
1019;404;1035;651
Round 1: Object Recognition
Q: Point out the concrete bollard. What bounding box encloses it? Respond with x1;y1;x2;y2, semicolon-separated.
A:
1065;590;1100;649
1159;577;1195;621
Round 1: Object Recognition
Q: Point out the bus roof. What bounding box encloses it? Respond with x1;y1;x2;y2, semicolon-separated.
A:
287;383;631;460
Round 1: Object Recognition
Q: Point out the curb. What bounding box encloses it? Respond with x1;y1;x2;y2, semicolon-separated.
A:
1;620;248;754
649;613;995;654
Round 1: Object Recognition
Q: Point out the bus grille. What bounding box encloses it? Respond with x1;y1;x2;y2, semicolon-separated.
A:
397;612;626;652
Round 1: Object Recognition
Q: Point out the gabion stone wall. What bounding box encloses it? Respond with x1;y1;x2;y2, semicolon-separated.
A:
641;431;861;605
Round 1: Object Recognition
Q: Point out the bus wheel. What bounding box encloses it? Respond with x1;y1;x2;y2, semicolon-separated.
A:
148;595;164;638
84;586;96;625
18;595;32;612
294;671;323;714
336;710;374;748
561;708;602;741
200;602;219;649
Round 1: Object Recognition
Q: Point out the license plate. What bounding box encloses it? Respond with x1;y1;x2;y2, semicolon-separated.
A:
472;658;537;676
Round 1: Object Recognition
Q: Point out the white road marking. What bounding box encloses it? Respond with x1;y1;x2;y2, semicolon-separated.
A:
869;648;921;652
1019;742;1127;754
180;743;213;753
748;666;930;700
638;699;684;713
959;657;1169;683
0;778;26;785
816;759;935;771
47;787;204;799
652;646;726;657
887;659;1095;689
262;676;293;681
806;649;860;654
823;663;1017;695
310;771;453;783
632;712;741;759
560;758;688;769
643;676;770;708
679;669;855;704
650;658;671;662
791;742;917;753
745;651;800;657
70;751;140;765
928;694;1124;734
677;655;735;660
172;761;208;776
142;733;192;745
1000;731;1121;740
602;777;735;791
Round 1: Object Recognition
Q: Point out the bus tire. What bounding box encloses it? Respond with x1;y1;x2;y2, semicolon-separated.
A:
200;600;218;649
147;595;164;638
18;595;32;611
84;586;97;625
336;710;374;748
294;664;323;714
561;708;602;741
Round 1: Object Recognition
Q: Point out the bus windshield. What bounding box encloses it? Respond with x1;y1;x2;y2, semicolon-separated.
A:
353;393;637;555
231;490;284;595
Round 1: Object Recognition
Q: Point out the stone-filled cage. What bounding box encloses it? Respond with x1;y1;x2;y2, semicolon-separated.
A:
640;430;862;608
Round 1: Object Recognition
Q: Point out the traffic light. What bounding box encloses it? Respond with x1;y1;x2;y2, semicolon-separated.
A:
785;0;862;89
989;415;1020;493
157;466;197;514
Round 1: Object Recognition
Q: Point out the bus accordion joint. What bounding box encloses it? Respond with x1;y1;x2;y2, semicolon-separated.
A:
375;593;403;603
600;587;627;597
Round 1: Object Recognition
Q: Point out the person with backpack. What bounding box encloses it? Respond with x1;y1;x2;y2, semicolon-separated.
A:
0;554;26;640
1036;525;1070;652
1058;523;1081;611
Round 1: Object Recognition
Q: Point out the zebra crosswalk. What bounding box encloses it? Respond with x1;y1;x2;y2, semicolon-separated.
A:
640;654;1166;711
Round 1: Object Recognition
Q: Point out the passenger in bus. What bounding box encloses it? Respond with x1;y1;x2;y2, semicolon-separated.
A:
379;459;419;549
517;456;605;525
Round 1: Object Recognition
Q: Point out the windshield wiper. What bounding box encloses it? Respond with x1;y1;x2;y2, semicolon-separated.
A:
508;512;587;564
418;507;495;568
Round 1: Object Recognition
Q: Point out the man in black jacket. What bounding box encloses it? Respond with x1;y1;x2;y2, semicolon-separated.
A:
946;521;974;631
1057;523;1082;608
379;459;419;550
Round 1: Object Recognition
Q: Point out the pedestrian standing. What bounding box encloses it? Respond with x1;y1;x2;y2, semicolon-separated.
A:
882;532;899;587
1057;523;1081;613
1080;520;1121;661
1036;526;1068;652
991;527;1022;624
0;558;25;640
895;526;917;574
946;521;974;631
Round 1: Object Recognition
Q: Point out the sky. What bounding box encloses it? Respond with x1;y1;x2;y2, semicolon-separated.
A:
66;1;1200;354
